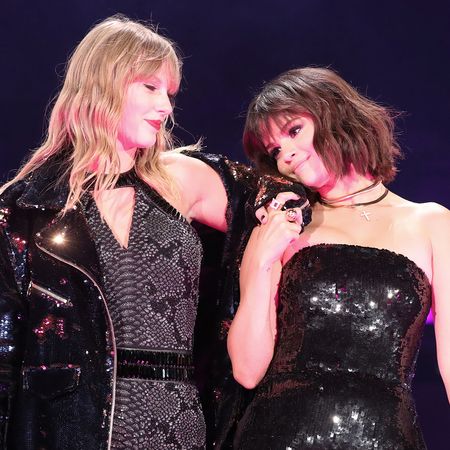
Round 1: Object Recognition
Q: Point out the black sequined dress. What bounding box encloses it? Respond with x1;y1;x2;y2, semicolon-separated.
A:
83;172;205;449
235;244;431;450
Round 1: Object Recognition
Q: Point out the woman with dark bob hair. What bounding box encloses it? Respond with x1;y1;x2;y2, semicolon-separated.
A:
228;67;450;449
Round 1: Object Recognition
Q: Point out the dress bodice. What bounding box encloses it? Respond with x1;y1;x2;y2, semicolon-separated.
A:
266;243;431;388
84;175;203;352
236;244;431;450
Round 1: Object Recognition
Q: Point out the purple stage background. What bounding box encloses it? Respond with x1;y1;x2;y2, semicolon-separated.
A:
1;0;449;448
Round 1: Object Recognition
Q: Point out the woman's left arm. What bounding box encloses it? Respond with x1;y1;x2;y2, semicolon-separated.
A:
428;203;450;402
183;155;229;232
170;151;309;234
163;152;230;231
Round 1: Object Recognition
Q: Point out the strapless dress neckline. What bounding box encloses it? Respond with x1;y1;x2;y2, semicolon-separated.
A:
288;242;431;287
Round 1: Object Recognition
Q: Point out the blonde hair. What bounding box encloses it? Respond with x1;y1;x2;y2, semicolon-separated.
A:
1;15;190;211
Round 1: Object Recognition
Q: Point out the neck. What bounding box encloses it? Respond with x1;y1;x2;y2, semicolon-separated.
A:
88;148;137;175
116;145;137;173
317;170;381;205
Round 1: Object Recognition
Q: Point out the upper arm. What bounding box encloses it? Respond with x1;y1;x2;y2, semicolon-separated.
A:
269;261;282;338
426;203;450;399
167;152;228;231
191;159;228;231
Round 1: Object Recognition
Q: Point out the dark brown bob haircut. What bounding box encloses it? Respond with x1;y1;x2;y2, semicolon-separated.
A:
243;67;402;183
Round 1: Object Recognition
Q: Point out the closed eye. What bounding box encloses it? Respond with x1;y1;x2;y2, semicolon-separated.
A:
144;83;157;92
289;126;302;138
268;147;281;160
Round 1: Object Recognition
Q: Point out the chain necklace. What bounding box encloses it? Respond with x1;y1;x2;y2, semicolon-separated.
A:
318;181;389;221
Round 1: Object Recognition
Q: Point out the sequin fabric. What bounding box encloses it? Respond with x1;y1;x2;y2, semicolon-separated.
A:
235;244;431;450
83;176;205;449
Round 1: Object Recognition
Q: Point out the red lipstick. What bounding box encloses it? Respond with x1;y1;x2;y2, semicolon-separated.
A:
146;120;161;131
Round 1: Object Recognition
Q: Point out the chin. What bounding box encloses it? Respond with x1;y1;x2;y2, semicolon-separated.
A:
284;172;300;182
288;173;312;186
297;172;329;190
137;137;157;149
303;178;325;189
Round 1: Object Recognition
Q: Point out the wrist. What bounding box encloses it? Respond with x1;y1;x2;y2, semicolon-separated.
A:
257;259;274;273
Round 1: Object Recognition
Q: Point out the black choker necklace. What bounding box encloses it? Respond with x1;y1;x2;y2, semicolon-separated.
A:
319;180;381;205
318;181;389;221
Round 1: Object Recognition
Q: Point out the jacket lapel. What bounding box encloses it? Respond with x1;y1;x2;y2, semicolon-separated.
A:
34;207;102;283
10;153;102;283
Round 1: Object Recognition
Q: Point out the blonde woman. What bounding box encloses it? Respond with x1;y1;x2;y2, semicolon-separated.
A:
0;15;278;449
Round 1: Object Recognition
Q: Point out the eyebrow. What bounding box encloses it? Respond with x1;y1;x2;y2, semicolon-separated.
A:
263;118;294;152
279;117;295;133
143;75;179;96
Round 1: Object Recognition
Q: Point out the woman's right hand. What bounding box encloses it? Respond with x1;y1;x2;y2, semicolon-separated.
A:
245;191;305;270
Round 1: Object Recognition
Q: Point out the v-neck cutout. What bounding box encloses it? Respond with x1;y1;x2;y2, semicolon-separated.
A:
84;167;198;250
93;186;136;250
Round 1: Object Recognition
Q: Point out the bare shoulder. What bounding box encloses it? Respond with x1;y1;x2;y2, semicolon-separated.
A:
160;150;212;182
397;197;450;235
419;202;450;236
390;191;449;219
160;150;199;165
160;149;201;172
410;201;450;222
383;192;449;240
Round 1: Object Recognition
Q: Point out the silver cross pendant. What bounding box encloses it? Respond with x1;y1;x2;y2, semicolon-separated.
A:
360;210;371;221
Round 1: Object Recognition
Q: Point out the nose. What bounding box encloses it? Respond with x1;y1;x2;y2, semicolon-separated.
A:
280;142;296;164
157;91;173;116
